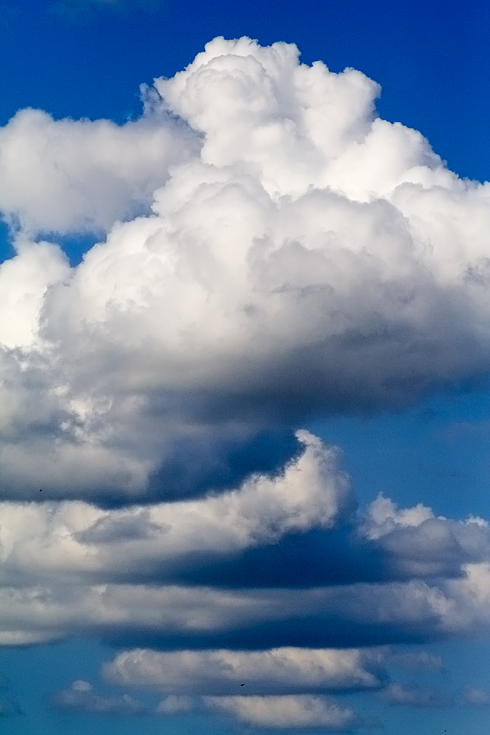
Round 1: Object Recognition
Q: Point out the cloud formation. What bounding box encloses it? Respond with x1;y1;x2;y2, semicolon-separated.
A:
380;682;450;708
204;694;361;730
0;36;489;731
0;38;490;504
0;108;196;234
461;686;490;706
104;646;384;695
51;679;146;714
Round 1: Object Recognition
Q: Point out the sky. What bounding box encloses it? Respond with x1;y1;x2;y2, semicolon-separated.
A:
0;1;489;734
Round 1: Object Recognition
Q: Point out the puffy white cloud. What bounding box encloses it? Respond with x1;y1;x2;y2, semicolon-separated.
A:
51;679;146;714
364;494;436;538
204;694;360;730
0;36;489;732
362;495;490;578
0;239;69;349
0;107;197;234
0;38;489;503
104;647;383;695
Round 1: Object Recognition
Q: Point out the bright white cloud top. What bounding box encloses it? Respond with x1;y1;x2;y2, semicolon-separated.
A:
0;36;490;730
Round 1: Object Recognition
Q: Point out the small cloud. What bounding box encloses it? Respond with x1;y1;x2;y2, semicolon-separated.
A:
156;695;194;715
51;679;146;715
380;683;450;708
461;686;490;706
388;650;444;672
204;695;360;730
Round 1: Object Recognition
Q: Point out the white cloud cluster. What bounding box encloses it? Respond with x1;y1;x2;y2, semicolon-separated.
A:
0;38;489;502
104;646;383;694
0;108;196;234
204;694;360;730
363;495;490;578
0;36;489;730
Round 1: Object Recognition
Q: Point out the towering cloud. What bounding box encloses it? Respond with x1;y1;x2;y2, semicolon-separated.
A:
0;36;489;731
0;37;489;503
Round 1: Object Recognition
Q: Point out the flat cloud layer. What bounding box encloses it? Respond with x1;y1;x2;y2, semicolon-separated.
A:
1;36;490;731
0;37;490;503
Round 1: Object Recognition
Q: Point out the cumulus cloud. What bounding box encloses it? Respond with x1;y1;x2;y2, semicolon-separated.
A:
103;647;385;695
0;38;490;504
51;679;146;714
0;562;489;649
0;440;488;599
0;107;196;234
204;694;361;730
0;431;354;584
0;35;489;731
362;495;490;579
0;438;488;650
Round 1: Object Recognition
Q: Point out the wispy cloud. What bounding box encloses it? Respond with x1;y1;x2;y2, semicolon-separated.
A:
380;683;451;708
461;686;490;707
51;679;146;714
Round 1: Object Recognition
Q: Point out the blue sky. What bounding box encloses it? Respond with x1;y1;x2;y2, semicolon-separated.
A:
0;1;489;734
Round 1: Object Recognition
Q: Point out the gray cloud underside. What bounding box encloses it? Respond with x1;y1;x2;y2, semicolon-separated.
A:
0;561;489;649
0;432;489;651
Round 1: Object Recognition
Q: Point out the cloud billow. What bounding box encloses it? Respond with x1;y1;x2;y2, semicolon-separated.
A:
0;38;489;502
0;36;489;730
